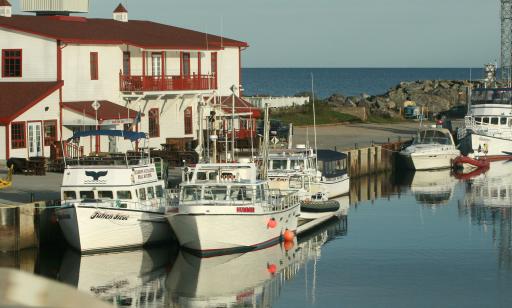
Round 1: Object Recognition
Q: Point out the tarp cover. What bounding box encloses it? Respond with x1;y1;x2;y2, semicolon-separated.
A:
317;149;347;161
68;130;146;142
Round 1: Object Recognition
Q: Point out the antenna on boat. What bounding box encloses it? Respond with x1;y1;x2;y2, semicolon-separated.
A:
311;73;319;171
261;103;270;179
231;85;237;162
249;106;255;161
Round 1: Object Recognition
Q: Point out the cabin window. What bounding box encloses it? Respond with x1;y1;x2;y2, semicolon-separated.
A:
117;191;132;200
90;52;98;80
155;185;164;198
147;187;155;199
138;188;147;200
184;107;193;135
474;117;482;124
11;122;26;149
2;49;22;77
181;52;191;76
256;185;264;201
43;120;57;146
123;52;130;76
148;108;159;138
231;186;252;201
203;186;228;201
483;117;489;124
491;117;499;125
271;160;287;170
182;186;201;201
63;191;76;200
501;117;507;125
80;191;95;199
98;191;113;199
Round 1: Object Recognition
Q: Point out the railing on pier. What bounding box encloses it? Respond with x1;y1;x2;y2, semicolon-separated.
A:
120;73;217;92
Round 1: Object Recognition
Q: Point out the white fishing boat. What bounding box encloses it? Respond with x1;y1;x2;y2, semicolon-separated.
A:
266;146;350;200
57;130;173;253
399;127;460;170
166;162;300;256
458;64;512;158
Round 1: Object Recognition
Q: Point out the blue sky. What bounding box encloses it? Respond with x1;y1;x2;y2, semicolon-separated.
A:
11;0;501;68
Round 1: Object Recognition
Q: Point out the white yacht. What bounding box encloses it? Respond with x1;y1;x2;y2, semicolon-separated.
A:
267;145;350;200
57;131;173;253
458;64;512;158
166;163;300;256
399;127;460;170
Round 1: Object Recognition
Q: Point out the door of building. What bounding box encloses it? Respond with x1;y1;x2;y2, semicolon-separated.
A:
28;122;43;157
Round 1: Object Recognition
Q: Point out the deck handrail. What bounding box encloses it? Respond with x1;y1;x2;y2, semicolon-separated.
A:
120;73;217;92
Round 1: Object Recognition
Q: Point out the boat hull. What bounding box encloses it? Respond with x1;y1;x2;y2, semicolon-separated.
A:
168;206;299;256
400;152;458;170
57;206;172;253
321;174;350;198
461;132;512;158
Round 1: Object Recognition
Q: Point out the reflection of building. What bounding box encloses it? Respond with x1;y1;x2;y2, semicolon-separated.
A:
166;216;348;307
460;161;512;270
407;169;458;206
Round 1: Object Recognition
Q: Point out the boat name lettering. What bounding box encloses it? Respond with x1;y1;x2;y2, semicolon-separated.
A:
236;207;255;213
90;211;129;220
133;168;154;181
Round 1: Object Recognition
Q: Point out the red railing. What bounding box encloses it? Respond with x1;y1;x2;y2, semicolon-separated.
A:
120;73;217;92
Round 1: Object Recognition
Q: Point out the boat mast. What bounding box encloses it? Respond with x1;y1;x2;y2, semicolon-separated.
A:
231;85;237;162
311;73;319;171
261;103;270;179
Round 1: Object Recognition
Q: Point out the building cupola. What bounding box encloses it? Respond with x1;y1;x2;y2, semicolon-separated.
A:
0;0;12;18
113;3;128;22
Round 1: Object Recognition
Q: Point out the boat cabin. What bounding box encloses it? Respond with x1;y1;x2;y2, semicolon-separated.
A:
267;146;317;173
316;150;348;179
61;158;167;211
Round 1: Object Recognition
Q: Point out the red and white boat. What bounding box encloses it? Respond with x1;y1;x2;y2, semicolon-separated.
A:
166;163;300;256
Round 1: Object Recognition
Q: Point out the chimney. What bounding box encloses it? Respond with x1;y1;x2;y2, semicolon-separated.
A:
0;0;12;17
113;3;128;22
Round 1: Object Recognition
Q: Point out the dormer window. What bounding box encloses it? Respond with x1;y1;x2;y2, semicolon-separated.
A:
2;49;22;77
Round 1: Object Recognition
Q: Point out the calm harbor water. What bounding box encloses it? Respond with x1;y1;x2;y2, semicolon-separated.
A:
10;160;512;307
242;68;484;98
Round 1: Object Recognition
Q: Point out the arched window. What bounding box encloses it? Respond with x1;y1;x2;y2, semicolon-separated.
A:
148;108;159;138
184;107;193;135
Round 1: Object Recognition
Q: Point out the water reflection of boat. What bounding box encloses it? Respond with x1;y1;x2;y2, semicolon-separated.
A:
404;169;458;206
460;161;512;270
465;161;512;208
166;216;348;307
58;246;177;306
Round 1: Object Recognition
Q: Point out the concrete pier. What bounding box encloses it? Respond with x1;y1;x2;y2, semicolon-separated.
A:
0;202;62;252
344;140;409;178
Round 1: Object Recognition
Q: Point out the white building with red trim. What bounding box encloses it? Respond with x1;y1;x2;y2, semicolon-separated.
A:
0;1;256;162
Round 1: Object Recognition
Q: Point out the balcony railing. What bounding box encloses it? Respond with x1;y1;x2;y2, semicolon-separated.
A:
120;73;217;92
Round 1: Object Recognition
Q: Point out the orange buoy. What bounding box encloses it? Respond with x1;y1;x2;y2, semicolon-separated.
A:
267;263;277;274
284;240;294;251
267;218;277;229
283;229;295;242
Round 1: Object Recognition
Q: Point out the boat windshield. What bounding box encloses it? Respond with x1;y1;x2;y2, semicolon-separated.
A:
181;184;265;203
472;89;512;105
413;130;453;145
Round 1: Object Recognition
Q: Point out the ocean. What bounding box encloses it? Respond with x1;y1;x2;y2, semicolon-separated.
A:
242;68;485;99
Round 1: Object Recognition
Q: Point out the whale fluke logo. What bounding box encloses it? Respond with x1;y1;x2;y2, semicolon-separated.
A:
85;171;108;181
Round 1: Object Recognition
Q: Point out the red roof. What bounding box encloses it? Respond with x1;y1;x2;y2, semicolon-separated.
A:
62;101;141;121
113;4;128;13
0;0;11;7
209;96;260;118
0;15;247;50
0;82;63;124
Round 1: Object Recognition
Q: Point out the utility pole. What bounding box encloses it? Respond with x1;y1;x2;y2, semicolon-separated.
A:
501;0;512;81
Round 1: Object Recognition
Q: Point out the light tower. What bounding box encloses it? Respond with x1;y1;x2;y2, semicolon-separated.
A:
501;0;512;81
